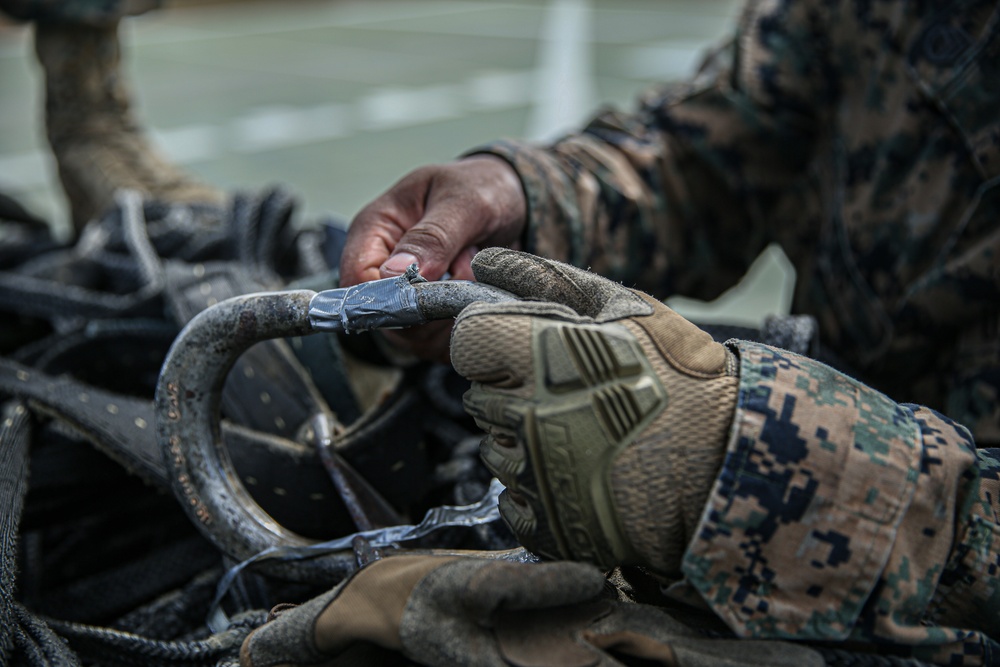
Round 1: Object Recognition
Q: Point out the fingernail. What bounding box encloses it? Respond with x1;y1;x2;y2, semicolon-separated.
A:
381;252;418;276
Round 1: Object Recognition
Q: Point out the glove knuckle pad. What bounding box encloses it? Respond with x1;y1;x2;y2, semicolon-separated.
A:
492;320;668;568
452;313;533;388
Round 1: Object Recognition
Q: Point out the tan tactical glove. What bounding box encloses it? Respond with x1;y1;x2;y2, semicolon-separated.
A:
239;555;822;667
451;249;740;576
239;555;608;667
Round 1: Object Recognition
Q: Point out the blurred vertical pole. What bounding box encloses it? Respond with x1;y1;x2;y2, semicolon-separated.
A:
527;0;596;141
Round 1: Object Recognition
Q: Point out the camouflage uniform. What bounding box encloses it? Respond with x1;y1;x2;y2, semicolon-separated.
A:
471;0;1000;663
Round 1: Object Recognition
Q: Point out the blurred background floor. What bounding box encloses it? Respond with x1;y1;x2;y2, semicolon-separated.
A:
0;0;794;324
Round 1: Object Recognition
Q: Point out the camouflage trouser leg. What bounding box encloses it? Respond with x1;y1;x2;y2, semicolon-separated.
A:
0;0;160;25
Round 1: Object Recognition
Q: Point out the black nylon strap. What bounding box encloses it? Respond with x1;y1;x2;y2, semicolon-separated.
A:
0;402;83;667
0;357;358;538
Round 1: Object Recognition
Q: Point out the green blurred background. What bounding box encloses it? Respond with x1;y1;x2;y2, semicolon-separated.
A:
0;0;794;325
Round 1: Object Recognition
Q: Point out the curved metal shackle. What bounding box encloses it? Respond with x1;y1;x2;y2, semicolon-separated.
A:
155;290;333;582
155;278;519;582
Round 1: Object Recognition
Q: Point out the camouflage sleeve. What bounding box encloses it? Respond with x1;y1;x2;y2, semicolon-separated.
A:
468;0;843;300
681;341;1000;665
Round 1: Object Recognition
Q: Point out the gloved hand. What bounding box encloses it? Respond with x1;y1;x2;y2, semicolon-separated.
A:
240;555;822;667
451;249;740;576
239;555;604;667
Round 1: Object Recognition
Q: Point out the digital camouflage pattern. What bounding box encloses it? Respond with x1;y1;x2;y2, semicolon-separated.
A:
0;0;157;24
473;0;1000;447
684;341;999;664
470;0;1000;662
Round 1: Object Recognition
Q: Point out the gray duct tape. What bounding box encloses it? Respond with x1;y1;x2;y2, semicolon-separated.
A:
309;273;422;334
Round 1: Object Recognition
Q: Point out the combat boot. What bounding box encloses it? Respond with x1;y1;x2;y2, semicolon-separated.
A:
34;21;223;231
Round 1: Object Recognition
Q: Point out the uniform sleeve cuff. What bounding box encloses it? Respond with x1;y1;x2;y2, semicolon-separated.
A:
681;340;921;640
462;140;583;266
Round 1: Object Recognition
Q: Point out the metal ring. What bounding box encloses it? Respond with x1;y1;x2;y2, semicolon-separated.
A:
155;280;523;582
155;290;354;582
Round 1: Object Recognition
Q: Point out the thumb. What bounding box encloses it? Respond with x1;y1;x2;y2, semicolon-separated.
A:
380;156;525;280
380;197;484;281
471;248;652;322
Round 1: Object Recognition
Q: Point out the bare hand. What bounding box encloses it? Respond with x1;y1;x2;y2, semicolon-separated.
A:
340;156;527;285
339;156;527;360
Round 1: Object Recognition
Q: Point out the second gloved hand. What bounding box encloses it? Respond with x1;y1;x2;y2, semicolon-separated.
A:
451;249;740;576
240;555;823;667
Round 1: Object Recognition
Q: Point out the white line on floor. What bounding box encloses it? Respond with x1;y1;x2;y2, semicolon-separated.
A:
0;68;538;191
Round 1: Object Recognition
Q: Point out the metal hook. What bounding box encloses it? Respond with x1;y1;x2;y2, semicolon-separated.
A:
155;277;519;581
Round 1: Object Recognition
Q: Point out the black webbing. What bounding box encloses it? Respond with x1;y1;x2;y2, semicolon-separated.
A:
0;401;82;667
